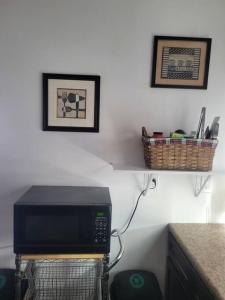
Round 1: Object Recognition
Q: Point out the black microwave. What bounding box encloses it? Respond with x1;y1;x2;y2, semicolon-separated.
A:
14;186;112;255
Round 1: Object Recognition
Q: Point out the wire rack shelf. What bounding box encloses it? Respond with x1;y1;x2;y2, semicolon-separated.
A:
19;258;104;300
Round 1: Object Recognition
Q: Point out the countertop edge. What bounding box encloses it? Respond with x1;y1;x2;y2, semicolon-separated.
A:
168;224;223;300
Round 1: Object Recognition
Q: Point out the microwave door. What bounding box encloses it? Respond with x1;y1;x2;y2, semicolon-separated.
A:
25;214;79;245
14;206;96;253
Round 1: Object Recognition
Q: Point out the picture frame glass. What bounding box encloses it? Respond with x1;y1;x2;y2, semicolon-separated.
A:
43;74;100;132
48;79;95;128
151;37;211;89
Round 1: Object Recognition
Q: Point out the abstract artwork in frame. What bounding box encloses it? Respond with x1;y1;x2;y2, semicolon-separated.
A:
43;73;100;132
151;36;211;89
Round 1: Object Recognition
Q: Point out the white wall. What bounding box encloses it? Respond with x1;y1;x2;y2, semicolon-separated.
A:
1;0;225;291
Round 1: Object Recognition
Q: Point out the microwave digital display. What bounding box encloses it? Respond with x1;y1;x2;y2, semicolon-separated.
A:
96;212;105;217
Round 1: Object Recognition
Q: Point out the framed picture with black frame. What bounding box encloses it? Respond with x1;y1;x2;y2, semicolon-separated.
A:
151;36;211;89
43;73;100;132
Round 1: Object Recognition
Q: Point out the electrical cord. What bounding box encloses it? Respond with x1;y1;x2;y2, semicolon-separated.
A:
108;229;124;271
111;178;156;237
108;179;156;270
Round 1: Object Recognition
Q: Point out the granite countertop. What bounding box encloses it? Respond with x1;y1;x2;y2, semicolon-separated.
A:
169;224;225;300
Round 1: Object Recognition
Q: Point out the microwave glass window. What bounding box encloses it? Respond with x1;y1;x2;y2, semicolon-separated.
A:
25;215;78;243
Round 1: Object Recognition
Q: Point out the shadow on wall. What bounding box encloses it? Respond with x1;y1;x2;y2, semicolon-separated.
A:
61;129;145;167
109;224;167;294
0;247;15;269
211;174;225;223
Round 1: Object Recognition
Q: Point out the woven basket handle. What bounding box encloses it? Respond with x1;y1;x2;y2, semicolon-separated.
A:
142;126;148;137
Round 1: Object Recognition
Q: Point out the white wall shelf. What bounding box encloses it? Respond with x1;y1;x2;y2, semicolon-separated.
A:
111;163;213;197
113;164;212;176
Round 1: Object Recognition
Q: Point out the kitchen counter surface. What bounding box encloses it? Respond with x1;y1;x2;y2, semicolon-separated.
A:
169;223;225;300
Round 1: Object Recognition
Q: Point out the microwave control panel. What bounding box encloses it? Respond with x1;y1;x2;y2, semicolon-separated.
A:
94;213;109;244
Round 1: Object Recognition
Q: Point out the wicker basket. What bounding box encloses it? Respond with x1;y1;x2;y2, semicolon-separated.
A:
142;127;218;171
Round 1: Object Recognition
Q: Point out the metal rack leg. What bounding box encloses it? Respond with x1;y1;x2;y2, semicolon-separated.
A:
15;255;22;300
102;255;109;300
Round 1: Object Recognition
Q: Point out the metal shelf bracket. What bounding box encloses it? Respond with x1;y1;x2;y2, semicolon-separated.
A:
194;174;211;197
112;164;213;198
